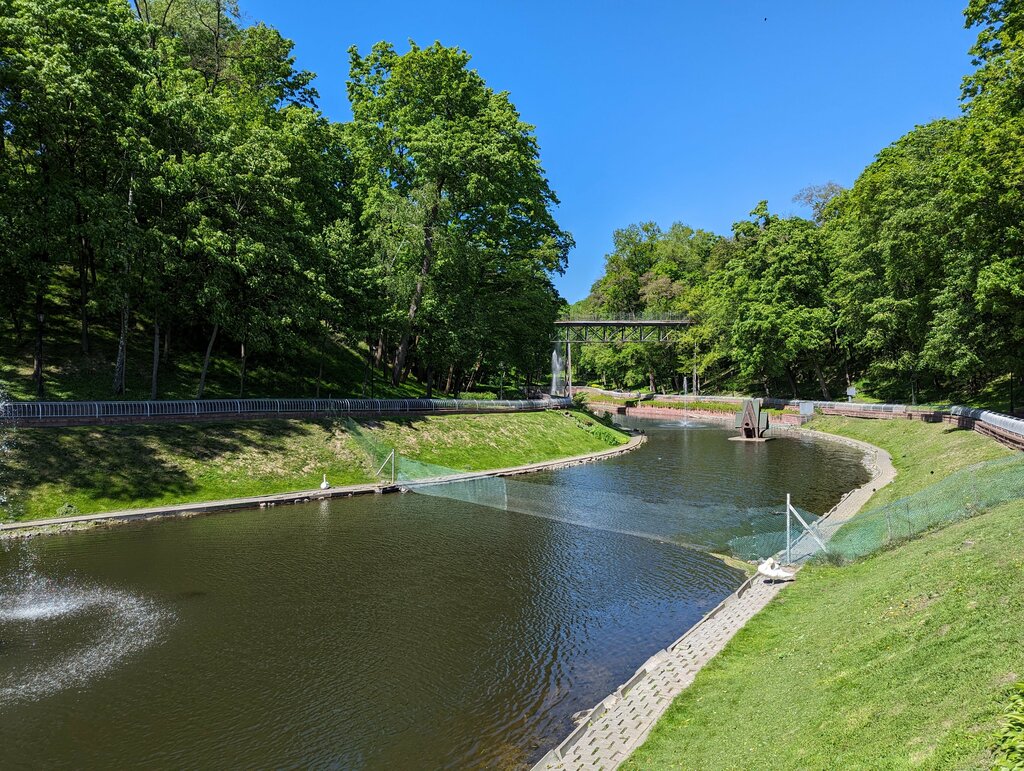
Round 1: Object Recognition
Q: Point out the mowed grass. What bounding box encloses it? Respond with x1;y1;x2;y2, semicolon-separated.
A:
810;415;1011;505
626;417;1023;770
368;410;627;472
2;410;628;521
625;498;1024;769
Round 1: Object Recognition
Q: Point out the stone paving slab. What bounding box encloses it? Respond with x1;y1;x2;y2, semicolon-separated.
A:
534;575;788;770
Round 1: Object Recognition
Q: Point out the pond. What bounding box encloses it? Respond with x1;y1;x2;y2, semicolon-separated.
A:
0;419;867;768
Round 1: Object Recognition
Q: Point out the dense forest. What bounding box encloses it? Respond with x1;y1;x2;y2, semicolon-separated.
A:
575;0;1024;409
0;0;570;400
3;2;1022;407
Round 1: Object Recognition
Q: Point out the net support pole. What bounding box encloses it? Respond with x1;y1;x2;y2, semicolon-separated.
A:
786;493;792;564
787;497;830;559
375;448;396;485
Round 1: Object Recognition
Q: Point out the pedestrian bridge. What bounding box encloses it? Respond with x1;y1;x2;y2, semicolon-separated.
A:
552;313;692;343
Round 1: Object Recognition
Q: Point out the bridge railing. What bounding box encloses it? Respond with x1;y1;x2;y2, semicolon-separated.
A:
1;397;574;425
555;311;691;323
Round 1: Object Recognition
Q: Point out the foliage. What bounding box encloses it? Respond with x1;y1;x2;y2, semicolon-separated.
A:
0;2;569;401
993;682;1024;768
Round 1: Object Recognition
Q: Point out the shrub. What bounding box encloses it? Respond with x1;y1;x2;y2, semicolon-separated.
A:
993;682;1024;768
56;502;81;518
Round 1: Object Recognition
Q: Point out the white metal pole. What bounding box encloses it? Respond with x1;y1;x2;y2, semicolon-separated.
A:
786;493;792;565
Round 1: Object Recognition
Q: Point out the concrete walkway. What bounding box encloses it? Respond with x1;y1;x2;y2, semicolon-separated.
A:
0;434;645;538
533;429;896;771
533;576;787;770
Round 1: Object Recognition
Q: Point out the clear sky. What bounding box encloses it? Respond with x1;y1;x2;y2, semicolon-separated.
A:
239;1;976;302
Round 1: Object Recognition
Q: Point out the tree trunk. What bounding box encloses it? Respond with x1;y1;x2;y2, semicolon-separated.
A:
150;319;160;400
76;204;91;355
315;332;325;399
464;353;483;392
79;251;90;355
373;329;385;368
113;301;129;395
11;308;23;345
426;364;433;399
162;324;171;362
32;290;45;399
393;195;441;385
648;370;656;393
444;364;454;395
815;364;831;400
238;342;247;397
197;322;219;399
785;366;798;399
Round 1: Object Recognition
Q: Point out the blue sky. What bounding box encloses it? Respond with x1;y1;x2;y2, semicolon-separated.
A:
241;1;976;302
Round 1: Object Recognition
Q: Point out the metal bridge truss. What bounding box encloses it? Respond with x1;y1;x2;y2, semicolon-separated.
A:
552;319;692;344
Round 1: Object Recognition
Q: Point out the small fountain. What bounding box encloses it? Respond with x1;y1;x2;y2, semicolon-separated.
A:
0;558;174;705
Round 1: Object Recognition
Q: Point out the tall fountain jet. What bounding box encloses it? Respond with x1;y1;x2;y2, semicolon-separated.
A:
551;344;565;397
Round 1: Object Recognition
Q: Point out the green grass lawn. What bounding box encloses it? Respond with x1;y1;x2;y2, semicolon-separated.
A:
1;410;628;521
809;416;1011;505
626;417;1023;770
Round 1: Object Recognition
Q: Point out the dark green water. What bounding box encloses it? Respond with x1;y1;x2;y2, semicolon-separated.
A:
0;421;867;768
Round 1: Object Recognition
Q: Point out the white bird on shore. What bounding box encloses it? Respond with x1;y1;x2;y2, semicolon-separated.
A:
320;474;330;490
757;557;795;582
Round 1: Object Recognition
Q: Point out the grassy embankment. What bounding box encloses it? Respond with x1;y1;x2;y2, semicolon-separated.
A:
626;416;1023;769
1;410;628;522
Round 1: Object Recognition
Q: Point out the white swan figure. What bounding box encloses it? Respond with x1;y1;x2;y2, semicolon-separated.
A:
320;474;330;490
757;557;795;581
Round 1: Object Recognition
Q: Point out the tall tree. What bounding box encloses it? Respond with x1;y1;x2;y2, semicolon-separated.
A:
347;41;572;386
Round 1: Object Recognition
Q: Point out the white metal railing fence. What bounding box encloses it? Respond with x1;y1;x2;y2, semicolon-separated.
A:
0;397;573;423
766;399;1024;441
950;405;1024;438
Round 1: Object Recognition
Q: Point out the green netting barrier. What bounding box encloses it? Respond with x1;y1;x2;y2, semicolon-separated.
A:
815;454;1024;562
726;506;820;561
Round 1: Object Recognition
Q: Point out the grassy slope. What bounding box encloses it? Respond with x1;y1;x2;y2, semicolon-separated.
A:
0;287;425;401
810;416;1010;506
626;418;1021;770
2;410;628;521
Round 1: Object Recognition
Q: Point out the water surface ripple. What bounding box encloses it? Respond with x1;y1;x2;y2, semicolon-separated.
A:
0;420;866;768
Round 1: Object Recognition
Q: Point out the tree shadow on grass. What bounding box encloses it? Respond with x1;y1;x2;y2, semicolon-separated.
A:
5;420;313;512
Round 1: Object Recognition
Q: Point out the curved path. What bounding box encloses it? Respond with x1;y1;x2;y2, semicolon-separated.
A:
533;429;896;771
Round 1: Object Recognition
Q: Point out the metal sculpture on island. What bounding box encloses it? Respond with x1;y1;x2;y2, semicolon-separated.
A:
731;398;772;442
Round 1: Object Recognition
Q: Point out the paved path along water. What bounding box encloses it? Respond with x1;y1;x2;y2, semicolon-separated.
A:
534;428;896;770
